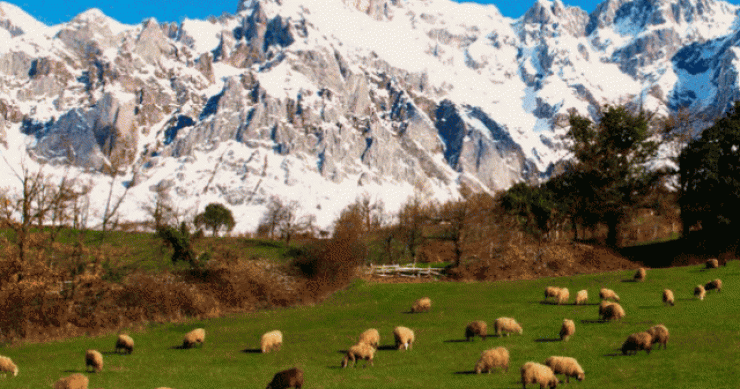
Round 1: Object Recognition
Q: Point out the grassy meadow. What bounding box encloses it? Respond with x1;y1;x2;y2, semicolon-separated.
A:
2;262;739;388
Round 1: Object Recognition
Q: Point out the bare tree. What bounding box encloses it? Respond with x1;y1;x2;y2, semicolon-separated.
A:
258;196;314;244
260;196;288;239
141;184;178;231
100;134;139;238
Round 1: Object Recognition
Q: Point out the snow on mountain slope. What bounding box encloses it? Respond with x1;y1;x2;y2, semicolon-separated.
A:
1;0;740;233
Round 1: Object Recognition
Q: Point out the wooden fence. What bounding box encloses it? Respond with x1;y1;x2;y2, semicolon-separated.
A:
365;263;443;278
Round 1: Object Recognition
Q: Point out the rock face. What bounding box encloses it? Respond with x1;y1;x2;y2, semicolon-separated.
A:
1;0;740;230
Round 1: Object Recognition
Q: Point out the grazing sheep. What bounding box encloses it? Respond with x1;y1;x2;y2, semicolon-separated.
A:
115;334;134;354
662;289;675;306
393;326;415;350
182;328;205;349
559;319;575;342
647;324;669;350
358;328;380;349
266;367;303;389
85;350;103;373
706;258;719;269
601;303;625;321
556;288;569;305
599;288;620;302
544;356;585;383
474;347;509;374
694;285;706;300
521;362;559;389
465;320;488;341
598;301;611;319
575;290;588;305
411;297;431;313
634;268;646;282
53;373;88;389
621;332;653;355
341;342;375;368
545;286;561;301
494;317;523;337
0;355;18;377
705;279;722;293
261;330;283;353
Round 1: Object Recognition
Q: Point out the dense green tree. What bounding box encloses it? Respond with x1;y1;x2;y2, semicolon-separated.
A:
501;182;555;240
194;203;236;237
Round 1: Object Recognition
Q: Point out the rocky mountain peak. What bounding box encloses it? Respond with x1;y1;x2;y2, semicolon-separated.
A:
521;0;589;37
0;1;48;37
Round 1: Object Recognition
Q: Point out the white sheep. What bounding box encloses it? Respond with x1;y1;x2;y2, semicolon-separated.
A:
53;373;88;389
411;297;431;313
474;347;509;374
705;279;722;293
599;288;620;302
465;320;488;341
621;332;652;355
0;355;18;377
494;317;523;337
694;285;706;300
634;268;646;282
544;286;561;301
559;319;575;341
85;350;103;373
358;328;379;349
706;258;719;269
544;356;584;383
393;326;415;350
115;334;134;354
521;362;559;389
647;324;669;350
662;289;675;306
575;290;588;305
182;328;205;349
261;330;283;353
556;288;569;305
341;342;375;368
266;367;303;389
601;303;625;321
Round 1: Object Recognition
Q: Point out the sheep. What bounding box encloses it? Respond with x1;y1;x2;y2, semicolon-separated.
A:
115;334;134;354
556;288;569;305
494;317;523;337
634;267;646;282
182;328;205;349
559;319;575;342
705;279;722;293
544;356;585;383
261;330;283;353
662;289;675;306
474;347;509;374
621;332;653;355
599;288;620;302
598;301;611;319
521;362;559;389
0;355;18;377
575;290;588;305
465;320;488;341
53;373;88;389
341;342;375;368
411;297;431;313
601;303;625;321
393;326;415;350
706;258;719;269
544;286;561;301
358;328;380;349
647;324;669;350
266;367;303;389
694;285;706;300
85;350;103;373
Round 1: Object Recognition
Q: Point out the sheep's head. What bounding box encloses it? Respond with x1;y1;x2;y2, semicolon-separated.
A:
548;377;559;388
576;372;585;381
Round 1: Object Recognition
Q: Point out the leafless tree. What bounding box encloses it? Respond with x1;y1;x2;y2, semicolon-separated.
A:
100;134;139;238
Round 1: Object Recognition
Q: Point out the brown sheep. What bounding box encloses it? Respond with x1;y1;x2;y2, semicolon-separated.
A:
266;367;303;389
475;347;509;374
358;328;379;349
621;332;652;355
705;279;722;293
662;289;675;306
115;334;134;354
85;350;103;373
411;297;431;313
706;258;719;269
647;324;669;350
341;342;375;368
544;356;584;383
521;362;559;389
634;268;646;282
53;373;88;389
601;303;625;321
465;320;488;341
182;328;205;349
559;319;575;341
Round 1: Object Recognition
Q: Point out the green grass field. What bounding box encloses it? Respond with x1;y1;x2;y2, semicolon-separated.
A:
2;262;739;388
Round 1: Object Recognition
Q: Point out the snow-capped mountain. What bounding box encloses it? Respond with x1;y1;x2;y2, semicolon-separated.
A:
0;0;739;232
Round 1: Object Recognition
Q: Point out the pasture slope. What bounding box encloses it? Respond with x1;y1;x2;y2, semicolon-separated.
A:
2;263;739;389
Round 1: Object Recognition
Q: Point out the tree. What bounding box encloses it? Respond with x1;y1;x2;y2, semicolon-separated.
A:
679;101;740;247
194;203;235;237
500;182;555;240
563;105;661;246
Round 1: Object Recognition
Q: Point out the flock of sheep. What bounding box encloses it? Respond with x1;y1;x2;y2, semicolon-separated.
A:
0;260;729;388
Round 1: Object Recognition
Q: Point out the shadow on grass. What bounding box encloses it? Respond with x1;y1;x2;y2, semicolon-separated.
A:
241;348;262;354
535;338;561;343
580;319;606;324
603;352;624;357
443;339;471;343
638;305;660;309
62;369;83;373
621;279;640;283
377;345;398;351
453;370;477;375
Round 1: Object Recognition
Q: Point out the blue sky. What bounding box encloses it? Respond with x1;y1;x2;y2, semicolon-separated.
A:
6;0;740;26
